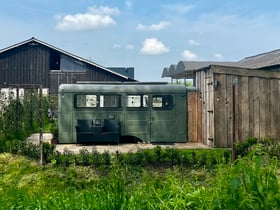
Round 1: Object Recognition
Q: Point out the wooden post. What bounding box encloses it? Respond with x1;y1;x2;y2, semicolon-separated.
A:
232;79;238;162
39;84;43;165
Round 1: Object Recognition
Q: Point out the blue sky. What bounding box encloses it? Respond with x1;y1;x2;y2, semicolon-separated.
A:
1;0;280;81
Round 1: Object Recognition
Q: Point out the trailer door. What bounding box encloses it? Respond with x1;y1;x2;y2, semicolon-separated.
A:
125;95;150;142
150;95;175;142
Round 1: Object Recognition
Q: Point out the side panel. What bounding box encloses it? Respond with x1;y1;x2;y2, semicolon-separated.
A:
150;93;186;143
124;110;150;141
58;92;75;143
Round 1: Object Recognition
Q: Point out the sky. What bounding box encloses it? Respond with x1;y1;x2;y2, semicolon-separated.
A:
1;0;280;82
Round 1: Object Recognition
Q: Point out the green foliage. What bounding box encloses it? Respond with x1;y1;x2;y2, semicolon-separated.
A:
1;144;280;209
236;137;258;157
0;91;57;155
210;146;280;209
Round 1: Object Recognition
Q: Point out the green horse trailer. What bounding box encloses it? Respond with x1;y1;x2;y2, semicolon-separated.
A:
58;82;189;144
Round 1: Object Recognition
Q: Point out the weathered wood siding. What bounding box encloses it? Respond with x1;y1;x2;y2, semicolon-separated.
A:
0;43;50;88
0;42;132;94
196;65;280;147
195;69;215;146
187;91;202;142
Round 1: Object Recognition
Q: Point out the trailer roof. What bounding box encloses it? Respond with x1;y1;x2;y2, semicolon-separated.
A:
59;83;187;94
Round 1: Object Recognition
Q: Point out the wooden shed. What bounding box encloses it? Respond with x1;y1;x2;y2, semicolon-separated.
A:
0;37;134;94
164;49;280;147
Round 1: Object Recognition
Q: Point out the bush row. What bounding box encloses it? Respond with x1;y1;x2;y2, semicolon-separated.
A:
6;140;231;168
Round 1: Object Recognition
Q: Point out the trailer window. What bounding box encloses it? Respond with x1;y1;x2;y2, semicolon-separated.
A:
127;95;149;108
76;94;97;108
100;95;120;108
152;95;172;110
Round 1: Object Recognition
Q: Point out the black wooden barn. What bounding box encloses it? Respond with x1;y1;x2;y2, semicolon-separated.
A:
0;37;135;94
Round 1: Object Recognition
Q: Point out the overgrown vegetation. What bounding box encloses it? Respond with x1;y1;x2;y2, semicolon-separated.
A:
1;90;280;209
1;141;280;209
0;89;56;152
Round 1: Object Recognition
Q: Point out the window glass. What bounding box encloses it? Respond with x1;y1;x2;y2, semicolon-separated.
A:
127;95;141;107
100;95;120;108
76;95;97;108
152;95;172;110
143;95;149;107
152;97;162;107
127;95;149;108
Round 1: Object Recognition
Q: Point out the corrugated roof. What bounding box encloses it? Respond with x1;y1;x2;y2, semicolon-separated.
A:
161;67;170;77
176;61;236;72
237;49;280;68
0;37;130;80
163;48;280;78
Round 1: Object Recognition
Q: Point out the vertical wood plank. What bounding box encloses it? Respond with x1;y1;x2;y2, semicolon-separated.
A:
248;78;254;138
225;74;233;147
214;73;227;147
187;91;198;142
253;77;260;139
201;70;207;145
270;79;280;139
259;78;270;139
238;76;250;142
206;70;214;146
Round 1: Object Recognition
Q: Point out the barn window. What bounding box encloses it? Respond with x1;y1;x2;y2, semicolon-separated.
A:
50;50;61;70
152;95;172;110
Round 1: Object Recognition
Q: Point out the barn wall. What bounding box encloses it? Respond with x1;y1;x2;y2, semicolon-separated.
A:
0;41;132;94
0;43;50;88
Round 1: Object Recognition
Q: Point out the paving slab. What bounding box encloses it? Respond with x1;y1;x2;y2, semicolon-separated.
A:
27;133;210;154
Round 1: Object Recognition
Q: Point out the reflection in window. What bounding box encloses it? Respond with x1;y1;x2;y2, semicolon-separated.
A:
127;95;141;107
143;95;148;107
127;95;149;108
152;97;162;107
152;95;172;110
76;95;97;108
100;95;120;108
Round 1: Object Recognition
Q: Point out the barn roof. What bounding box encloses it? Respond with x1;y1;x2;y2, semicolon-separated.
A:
0;37;131;80
237;49;280;68
176;61;236;72
163;49;280;78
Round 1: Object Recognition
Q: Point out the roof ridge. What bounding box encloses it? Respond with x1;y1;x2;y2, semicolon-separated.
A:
0;37;129;80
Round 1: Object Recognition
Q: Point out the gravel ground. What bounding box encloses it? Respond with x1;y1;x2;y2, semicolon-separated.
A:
27;133;210;154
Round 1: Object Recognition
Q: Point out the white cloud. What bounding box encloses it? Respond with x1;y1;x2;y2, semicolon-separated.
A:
113;43;121;48
56;6;119;31
182;50;197;60
188;39;200;46
140;38;169;55
136;21;170;31
126;44;135;50
162;4;195;15
113;43;134;50
214;53;224;59
125;0;132;9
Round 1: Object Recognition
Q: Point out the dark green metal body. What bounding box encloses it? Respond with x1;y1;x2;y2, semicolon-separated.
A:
58;82;188;143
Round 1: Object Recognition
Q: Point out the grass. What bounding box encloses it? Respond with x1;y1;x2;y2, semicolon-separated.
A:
1;143;280;209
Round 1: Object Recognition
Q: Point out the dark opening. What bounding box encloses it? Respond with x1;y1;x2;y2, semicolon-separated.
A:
50;50;61;70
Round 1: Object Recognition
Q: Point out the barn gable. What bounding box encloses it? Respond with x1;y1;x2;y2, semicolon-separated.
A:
0;37;134;94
